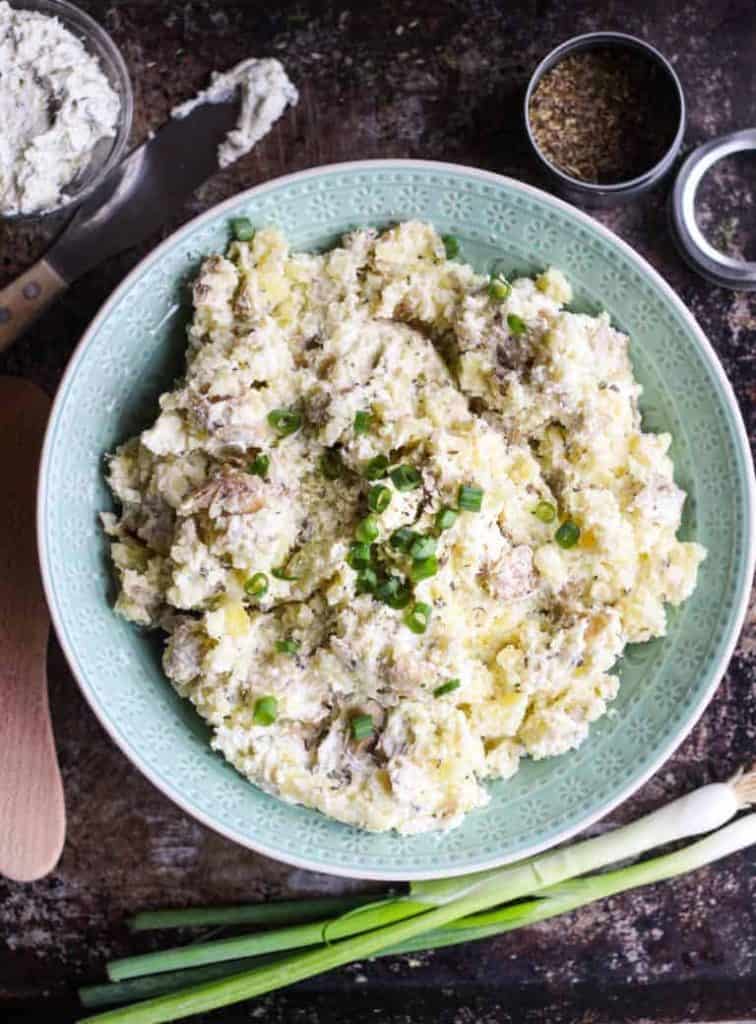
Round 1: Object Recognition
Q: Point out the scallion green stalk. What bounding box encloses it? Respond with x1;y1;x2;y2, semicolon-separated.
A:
79;960;265;1010
127;895;377;932
82;890;529;1022
107;900;429;982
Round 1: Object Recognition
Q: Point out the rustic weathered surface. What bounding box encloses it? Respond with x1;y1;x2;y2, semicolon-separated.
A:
0;1;754;1021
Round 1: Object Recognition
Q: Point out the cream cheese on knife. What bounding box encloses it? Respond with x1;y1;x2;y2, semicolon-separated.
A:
172;57;298;168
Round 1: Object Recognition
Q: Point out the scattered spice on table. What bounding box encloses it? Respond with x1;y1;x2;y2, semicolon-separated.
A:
528;47;679;184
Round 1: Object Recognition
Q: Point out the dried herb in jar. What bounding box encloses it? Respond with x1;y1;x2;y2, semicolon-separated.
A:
528;47;679;184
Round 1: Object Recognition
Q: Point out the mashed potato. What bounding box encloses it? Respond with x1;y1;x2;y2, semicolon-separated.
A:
103;221;705;834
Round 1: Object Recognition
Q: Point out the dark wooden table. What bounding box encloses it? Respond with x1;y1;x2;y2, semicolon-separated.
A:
1;2;754;1021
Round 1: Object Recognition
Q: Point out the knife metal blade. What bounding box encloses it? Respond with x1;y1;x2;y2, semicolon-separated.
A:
47;94;241;284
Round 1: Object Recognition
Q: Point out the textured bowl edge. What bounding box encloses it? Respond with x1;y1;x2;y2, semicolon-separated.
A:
37;158;756;881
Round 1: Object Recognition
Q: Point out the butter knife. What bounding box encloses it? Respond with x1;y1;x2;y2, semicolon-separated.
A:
0;95;241;352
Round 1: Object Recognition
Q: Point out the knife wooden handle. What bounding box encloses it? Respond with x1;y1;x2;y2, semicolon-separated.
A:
0;260;67;353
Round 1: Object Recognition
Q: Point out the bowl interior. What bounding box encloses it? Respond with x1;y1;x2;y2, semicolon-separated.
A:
39;162;754;879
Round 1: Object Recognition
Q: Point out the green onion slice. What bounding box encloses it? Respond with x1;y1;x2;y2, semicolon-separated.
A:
355;515;380;544
271;567;299;581
435;506;458;532
390;465;422;491
268;408;302;436
405;601;432;634
410;555;438;583
442;234;460;259
532;500;556;523
376;575;412;609
275;638;300;656
488;277;511;301
458;484;484;512
368;484;392;514
350;714;374;741
434;678;461;698
363;455;389;480
244;572;268;598
253;696;277;726
555;520;581;549
356;567;378;594
507;313;527;336
248;453;270;478
231;217;254;242
409;534;437;561
354;410;373;434
390;527;418;553
347;542;372;570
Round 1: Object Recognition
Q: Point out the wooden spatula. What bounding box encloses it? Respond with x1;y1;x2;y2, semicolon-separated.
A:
0;377;65;882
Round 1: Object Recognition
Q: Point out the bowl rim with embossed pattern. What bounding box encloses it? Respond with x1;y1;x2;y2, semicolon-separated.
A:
37;160;756;880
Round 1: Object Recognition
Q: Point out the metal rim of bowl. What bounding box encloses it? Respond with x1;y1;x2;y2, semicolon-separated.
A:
524;31;686;196
2;0;134;222
670;128;756;290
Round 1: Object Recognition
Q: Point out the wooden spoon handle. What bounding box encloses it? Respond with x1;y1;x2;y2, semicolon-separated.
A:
0;377;65;882
0;260;67;353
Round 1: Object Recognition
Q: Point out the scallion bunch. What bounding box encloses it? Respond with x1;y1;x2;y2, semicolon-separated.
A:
78;769;756;1023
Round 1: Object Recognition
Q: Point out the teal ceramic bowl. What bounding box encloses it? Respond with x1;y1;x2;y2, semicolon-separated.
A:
38;160;755;880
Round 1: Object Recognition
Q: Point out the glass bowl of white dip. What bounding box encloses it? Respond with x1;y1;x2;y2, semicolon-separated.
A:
2;0;133;221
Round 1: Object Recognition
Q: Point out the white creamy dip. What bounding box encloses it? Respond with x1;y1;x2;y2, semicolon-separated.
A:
172;57;298;168
0;1;121;216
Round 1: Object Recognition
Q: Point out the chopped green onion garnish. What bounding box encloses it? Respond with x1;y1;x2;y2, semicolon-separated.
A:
435;506;458;532
410;555;438;583
488;277;511;301
442;234;460;259
458;485;484;512
405;601;432;634
368;484;392;514
347;542;372;570
244;572;268;598
434;678;461;698
275;638;300;656
376;575;412;609
409;534;436;561
231;217;254;242
350;714;374;741
533;500;557;524
507;313;527;336
390;527;418;553
354;410;373;434
356;567;378;594
319;448;343;480
248;453;270;478
555;520;581;549
268;408;302;436
390;465;422;491
355;515;380;544
272;567;299;581
364;455;389;480
253;696;277;726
